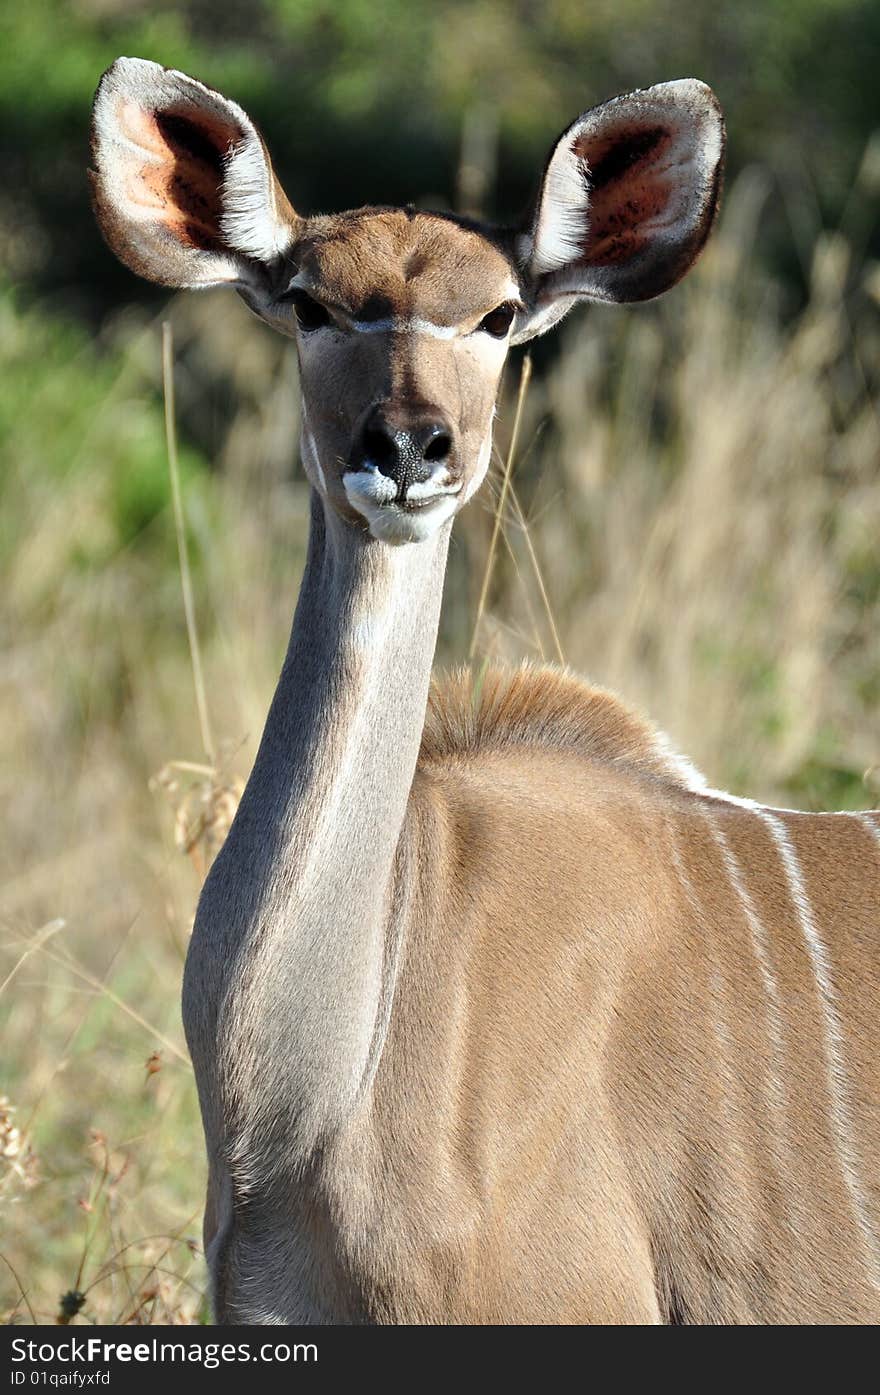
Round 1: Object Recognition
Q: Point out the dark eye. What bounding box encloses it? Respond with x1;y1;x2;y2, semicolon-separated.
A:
285;288;332;332
477;302;516;338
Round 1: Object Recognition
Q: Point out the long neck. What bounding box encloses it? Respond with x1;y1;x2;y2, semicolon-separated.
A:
192;490;450;1149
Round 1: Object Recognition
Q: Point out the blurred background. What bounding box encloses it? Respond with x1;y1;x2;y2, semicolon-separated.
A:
2;0;878;1323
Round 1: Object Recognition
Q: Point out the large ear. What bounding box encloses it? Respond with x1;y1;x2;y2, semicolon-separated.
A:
512;80;724;344
90;57;298;292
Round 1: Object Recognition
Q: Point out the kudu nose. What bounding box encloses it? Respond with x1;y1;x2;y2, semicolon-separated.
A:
358;405;454;499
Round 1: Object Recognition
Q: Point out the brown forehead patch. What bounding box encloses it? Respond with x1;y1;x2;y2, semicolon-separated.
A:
292;210;518;324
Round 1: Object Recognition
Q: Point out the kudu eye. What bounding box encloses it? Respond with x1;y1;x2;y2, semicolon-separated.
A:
477;302;517;338
283;288;332;332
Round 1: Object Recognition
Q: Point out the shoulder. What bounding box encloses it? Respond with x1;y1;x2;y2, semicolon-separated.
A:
420;663;706;792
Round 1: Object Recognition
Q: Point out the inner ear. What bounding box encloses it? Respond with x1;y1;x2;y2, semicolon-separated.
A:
574;121;681;271
118;100;235;253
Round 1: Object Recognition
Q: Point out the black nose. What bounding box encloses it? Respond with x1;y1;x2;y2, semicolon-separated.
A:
358;405;453;497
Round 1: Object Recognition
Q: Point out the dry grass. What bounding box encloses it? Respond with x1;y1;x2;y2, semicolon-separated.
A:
2;168;878;1322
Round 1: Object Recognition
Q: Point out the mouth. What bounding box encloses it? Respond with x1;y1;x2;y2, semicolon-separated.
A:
342;469;462;543
392;488;462;513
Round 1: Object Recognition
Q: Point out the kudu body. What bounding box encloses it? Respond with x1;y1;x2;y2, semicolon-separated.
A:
91;58;880;1323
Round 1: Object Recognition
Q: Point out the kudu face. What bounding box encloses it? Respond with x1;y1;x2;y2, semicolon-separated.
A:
288;211;520;543
90;59;724;544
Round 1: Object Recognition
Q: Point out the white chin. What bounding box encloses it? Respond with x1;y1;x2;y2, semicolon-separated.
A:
348;495;460;545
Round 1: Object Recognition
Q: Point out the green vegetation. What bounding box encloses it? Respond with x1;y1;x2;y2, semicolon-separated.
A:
1;0;877;1324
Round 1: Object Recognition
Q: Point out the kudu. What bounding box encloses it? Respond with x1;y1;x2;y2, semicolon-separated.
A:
91;58;880;1324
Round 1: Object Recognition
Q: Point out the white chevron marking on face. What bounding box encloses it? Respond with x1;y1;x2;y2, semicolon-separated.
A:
283;273;521;340
350;317;459;339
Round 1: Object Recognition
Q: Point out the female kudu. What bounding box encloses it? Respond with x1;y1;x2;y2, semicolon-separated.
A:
90;58;879;1323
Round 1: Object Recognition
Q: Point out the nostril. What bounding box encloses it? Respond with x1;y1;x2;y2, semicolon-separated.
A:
423;432;452;463
362;425;397;472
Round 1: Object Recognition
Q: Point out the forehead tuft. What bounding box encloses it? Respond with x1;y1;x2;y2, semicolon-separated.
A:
293;210;518;323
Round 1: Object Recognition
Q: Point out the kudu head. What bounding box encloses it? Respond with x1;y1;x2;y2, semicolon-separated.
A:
91;58;724;544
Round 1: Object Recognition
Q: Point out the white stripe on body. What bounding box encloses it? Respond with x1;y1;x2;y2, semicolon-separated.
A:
857;811;880;854
705;814;791;1127
759;810;880;1287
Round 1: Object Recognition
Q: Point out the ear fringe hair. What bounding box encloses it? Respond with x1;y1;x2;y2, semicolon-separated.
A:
530;136;589;276
221;135;292;263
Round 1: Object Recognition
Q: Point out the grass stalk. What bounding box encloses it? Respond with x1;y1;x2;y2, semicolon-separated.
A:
470;353;532;659
162;321;215;767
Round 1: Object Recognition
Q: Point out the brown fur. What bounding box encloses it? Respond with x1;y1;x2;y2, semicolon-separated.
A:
422;663;699;788
293;210;517;325
231;687;879;1324
356;682;879;1324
